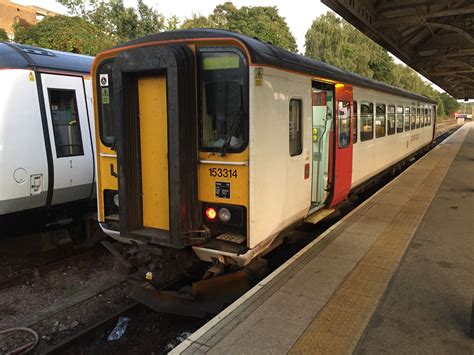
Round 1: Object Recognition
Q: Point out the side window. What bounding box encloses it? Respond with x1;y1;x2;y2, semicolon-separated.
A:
360;101;374;141
397;106;404;133
289;99;303;156
428;108;432;125
416;107;421;128
404;107;410;131
388;105;396;135
338;101;351;148
423;108;428;127
411;107;416;130
376;103;386;138
48;89;84;158
353;101;358;144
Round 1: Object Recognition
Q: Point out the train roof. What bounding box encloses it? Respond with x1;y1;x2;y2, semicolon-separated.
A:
114;29;436;105
0;42;93;74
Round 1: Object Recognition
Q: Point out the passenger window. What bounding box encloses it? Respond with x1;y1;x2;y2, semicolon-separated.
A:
353;101;358;144
48;89;84;158
404;107;410;131
338;101;351;148
424;108;428;127
428;108;432;125
397;106;404;133
360;101;374;141
411;107;416;130
376;103;386;138
388;105;396;135
416;107;421;128
289;99;303;156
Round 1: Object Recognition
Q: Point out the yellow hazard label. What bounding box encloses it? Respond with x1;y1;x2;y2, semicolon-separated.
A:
28;72;35;81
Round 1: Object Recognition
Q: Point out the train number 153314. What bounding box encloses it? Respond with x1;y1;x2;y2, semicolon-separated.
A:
208;168;238;178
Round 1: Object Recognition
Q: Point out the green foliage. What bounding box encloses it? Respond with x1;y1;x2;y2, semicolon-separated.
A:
0;28;9;41
57;0;165;43
181;2;297;52
305;12;394;82
439;92;460;116
13;15;113;55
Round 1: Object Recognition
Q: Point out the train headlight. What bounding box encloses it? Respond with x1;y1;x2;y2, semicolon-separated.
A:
113;193;119;207
218;208;231;223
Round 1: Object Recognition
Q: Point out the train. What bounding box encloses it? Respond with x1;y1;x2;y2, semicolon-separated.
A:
0;42;95;232
91;29;436;289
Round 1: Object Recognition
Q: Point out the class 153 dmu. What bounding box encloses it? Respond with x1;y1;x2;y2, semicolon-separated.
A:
92;29;436;290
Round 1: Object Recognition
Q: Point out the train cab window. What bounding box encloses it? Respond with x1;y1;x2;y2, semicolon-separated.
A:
411;107;416;130
353;101;358;143
404;107;410;131
360;101;373;141
48;89;84;157
97;61;115;147
397;106;404;133
289;99;303;156
198;48;248;153
416;107;421;128
338;101;351;148
387;105;396;135
375;103;386;138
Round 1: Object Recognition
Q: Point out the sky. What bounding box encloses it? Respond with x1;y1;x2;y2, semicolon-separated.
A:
15;0;448;94
15;0;330;52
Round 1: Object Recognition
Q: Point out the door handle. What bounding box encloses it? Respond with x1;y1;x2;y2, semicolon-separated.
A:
110;164;118;178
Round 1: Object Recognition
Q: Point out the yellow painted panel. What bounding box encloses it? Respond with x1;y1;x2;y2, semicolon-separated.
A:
138;75;169;230
198;164;248;206
97;157;118;221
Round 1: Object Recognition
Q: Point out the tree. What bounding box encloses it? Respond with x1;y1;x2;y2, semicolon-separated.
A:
439;92;460;116
13;15;113;55
57;0;165;43
181;2;297;52
0;28;9;41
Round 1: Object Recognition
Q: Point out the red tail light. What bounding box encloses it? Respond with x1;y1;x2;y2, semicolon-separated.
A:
205;207;217;220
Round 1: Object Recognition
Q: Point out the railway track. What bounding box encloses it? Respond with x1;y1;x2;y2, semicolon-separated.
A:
0;246;104;292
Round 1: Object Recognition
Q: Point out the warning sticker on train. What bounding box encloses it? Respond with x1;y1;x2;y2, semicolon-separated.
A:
101;88;110;104
215;181;230;199
100;74;109;87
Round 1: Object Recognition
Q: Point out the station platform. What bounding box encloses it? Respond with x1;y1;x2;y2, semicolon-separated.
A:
172;122;473;354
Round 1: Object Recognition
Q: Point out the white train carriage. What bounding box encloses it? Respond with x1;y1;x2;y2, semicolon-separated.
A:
0;43;95;224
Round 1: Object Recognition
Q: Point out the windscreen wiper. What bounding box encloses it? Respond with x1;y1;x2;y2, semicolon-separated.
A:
219;112;241;156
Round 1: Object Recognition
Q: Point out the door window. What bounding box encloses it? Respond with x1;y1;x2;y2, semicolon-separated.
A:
48;89;84;157
338;101;351;148
353;101;358;143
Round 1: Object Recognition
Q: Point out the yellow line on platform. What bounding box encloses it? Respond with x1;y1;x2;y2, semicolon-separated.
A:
289;126;469;355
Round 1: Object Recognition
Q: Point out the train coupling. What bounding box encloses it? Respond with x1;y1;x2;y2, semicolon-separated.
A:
129;258;268;318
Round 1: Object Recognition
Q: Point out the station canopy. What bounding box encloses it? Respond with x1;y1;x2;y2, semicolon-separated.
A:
322;0;474;100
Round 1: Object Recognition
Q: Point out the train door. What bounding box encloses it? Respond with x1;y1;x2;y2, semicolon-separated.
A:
41;74;94;205
112;45;199;248
310;82;334;211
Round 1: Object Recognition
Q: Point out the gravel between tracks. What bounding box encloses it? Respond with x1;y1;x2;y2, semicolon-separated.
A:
0;246;130;353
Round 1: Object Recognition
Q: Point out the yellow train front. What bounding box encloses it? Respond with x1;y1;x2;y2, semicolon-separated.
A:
93;31;257;289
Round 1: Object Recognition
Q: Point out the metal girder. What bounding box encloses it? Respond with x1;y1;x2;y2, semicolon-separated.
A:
376;0;460;13
375;7;474;28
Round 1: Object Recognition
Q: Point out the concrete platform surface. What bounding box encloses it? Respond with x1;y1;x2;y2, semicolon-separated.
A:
171;123;473;355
